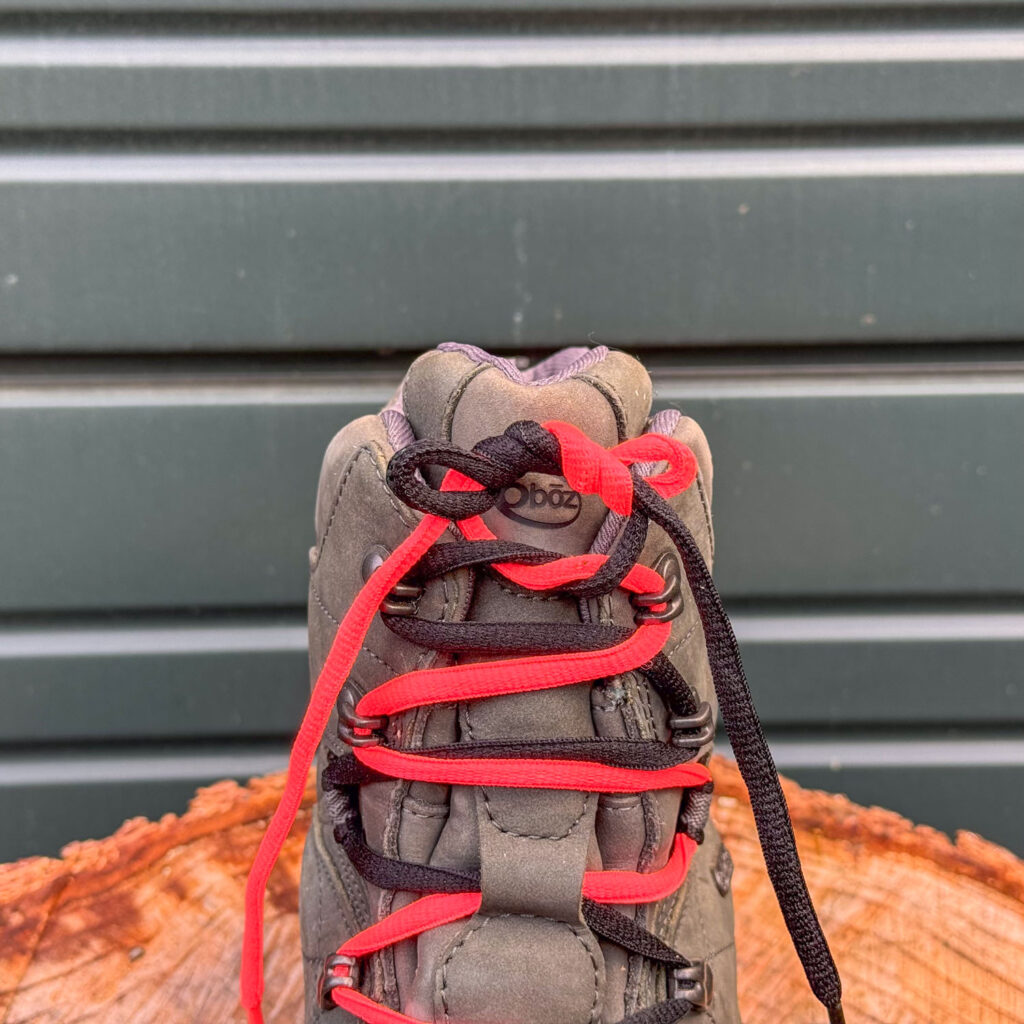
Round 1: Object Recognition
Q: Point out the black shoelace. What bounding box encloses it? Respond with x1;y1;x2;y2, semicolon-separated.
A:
323;420;844;1024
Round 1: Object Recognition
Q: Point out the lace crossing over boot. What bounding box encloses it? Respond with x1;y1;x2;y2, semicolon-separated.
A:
240;345;845;1024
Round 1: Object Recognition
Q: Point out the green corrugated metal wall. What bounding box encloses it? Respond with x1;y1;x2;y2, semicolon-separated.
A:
1;1;1022;861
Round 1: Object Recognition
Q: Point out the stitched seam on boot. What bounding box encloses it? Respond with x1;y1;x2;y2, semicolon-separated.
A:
439;915;602;1024
493;579;564;602
312;442;418;636
633;673;664;1010
464;702;592;840
440;363;489;441
694;471;714;562
663;617;700;663
377;656;447;1006
576;372;628;441
707;939;736;962
315;442;415;563
378;551;464;1010
482;789;592;842
310;586;405;677
694;869;717;1024
311;808;372;931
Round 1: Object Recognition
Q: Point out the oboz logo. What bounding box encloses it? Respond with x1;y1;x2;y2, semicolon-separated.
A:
497;479;582;529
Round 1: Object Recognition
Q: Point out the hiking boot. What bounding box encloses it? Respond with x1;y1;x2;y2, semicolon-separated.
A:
240;345;844;1024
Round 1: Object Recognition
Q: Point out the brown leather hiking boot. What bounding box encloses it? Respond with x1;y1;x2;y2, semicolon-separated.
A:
240;345;844;1024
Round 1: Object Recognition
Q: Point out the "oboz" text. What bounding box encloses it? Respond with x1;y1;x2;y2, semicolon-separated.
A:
496;481;582;529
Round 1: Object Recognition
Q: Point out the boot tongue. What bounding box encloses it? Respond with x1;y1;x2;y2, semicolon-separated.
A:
399;344;653;554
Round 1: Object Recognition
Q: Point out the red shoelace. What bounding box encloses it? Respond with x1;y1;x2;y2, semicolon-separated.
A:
240;421;708;1024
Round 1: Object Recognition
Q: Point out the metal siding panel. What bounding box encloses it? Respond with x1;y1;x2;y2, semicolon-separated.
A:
780;763;1024;858
0;0;1017;869
0;778;208;860
3;32;1024;131
2;150;1024;350
1;373;1020;611
740;611;1024;728
0;747;287;861
0;384;387;611
0;620;309;742
1;612;1021;743
744;734;1024;855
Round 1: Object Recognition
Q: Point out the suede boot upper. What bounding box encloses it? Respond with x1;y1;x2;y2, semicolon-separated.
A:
300;345;740;1024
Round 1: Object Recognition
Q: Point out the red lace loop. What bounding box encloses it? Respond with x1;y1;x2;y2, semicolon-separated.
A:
239;422;702;1024
240;513;448;1024
354;745;709;792
584;833;698;904
611;433;699;499
543;419;635;515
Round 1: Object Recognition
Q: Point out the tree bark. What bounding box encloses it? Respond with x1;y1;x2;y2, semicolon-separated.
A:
1;757;1022;1023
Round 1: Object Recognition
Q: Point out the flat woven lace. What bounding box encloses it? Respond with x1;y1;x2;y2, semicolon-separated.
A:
240;419;845;1024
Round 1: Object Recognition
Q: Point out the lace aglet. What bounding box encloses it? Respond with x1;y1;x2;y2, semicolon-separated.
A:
827;1003;846;1024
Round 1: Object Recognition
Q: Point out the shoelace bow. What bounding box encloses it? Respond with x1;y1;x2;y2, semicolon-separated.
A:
241;419;845;1024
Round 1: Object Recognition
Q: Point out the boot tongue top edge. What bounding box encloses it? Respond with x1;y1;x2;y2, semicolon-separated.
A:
434;342;610;387
398;344;653;446
395;345;656;553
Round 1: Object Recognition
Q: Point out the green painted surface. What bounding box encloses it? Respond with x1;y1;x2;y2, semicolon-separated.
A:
0;747;287;860
0;0;1019;870
1;612;1021;745
1;154;1024;350
3;33;1024;131
782;760;1024;857
0;619;310;743
1;374;1020;611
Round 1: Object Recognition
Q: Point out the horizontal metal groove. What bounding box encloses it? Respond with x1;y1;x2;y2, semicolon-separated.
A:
0;745;288;786
0;620;307;658
7;125;1024;157
4;343;1024;380
5;143;1024;182
3;29;1024;145
1;4;1024;35
3;605;1022;657
0;734;1019;791
749;734;1024;769
734;610;1024;643
2;29;1024;66
0;377;397;408
2;362;1023;410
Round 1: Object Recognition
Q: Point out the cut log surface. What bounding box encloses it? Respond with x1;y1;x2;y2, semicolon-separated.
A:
1;757;1022;1024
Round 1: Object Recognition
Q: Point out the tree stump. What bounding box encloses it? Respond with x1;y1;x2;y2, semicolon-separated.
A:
1;758;1022;1024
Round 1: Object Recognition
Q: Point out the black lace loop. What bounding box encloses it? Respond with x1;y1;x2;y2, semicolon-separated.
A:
384;441;503;518
385;419;563;520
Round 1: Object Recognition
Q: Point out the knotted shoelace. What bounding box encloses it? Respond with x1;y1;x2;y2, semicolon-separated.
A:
240;419;845;1024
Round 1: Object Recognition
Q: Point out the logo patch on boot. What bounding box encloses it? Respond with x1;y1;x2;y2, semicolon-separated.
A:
497;476;582;529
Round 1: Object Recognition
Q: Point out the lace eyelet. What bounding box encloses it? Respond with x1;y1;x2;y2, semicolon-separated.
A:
631;552;685;624
362;545;423;617
338;688;387;748
668;701;715;748
672;960;713;1011
318;952;361;1009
